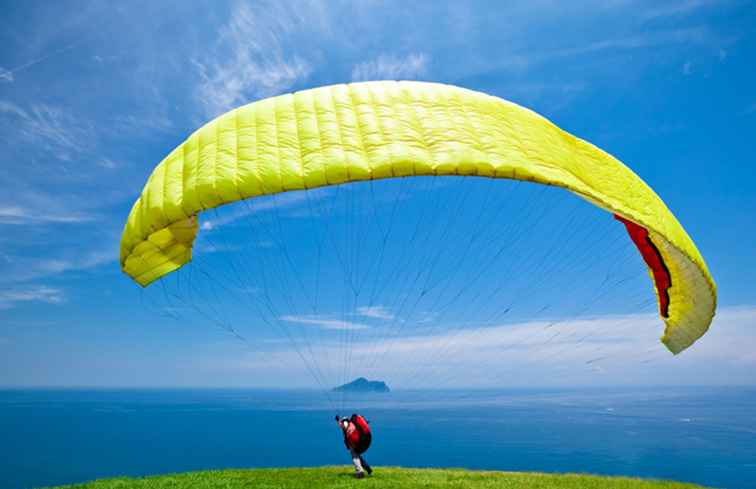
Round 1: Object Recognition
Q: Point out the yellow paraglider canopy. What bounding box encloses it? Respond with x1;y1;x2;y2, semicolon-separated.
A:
119;81;716;354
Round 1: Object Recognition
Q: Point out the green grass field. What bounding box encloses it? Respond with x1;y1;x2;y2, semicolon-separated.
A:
44;467;710;488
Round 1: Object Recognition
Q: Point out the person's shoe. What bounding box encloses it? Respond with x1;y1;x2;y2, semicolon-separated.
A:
355;472;366;479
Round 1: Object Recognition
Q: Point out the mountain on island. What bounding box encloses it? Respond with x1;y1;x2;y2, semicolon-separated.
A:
333;377;390;393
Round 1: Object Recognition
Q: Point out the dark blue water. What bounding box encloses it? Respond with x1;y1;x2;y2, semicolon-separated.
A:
1;387;754;489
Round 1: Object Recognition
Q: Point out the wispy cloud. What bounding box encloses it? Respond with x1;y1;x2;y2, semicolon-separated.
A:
0;286;65;310
234;307;756;388
194;241;242;254
95;158;120;170
280;314;369;331
112;113;174;136
193;2;313;118
356;305;394;320
351;53;428;82
0;205;95;225
548;27;715;59
0;248;115;284
641;0;721;20
0;100;91;161
200;187;331;231
0;38;87;84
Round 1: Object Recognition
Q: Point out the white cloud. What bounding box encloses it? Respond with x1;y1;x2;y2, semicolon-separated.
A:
0;205;95;225
112;113;174;136
280;314;369;331
0;286;65;310
0;100;91;161
641;0;719;19
96;158;119;169
194;241;242;254
549;27;714;59
351;53;428;82
199;186;332;231
230;306;756;388
0;38;86;84
77;249;115;269
0;248;114;284
193;2;313;118
0;67;12;83
356;305;394;320
0;101;86;159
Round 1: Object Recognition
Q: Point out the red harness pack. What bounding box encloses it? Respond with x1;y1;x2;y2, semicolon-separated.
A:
350;414;372;454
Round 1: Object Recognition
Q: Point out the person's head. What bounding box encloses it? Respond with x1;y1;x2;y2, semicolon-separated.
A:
341;418;350;429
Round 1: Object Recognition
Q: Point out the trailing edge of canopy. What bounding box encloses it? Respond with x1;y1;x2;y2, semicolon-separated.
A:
119;81;716;354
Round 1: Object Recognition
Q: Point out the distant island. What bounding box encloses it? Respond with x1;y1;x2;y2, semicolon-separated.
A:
333;377;390;393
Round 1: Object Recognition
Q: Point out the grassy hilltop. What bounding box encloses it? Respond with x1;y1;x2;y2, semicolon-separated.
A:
45;466;709;489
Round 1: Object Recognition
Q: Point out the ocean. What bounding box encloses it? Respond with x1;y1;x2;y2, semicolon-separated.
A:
1;387;754;489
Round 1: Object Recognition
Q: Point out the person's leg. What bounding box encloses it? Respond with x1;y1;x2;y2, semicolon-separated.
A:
360;455;373;475
350;448;365;478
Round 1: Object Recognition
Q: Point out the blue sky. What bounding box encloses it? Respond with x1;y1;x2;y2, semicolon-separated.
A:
0;0;755;389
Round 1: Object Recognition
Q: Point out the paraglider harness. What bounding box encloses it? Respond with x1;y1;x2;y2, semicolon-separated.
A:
343;414;372;454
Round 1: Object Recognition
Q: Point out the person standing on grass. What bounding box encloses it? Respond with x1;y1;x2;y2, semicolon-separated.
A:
335;414;373;479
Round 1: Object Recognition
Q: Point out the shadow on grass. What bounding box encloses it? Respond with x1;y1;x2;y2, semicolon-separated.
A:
335;472;375;479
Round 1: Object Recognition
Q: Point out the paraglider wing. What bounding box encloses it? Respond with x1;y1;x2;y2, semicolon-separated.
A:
119;81;716;354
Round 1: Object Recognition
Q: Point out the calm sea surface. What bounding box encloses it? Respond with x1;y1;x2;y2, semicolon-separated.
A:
1;387;754;489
